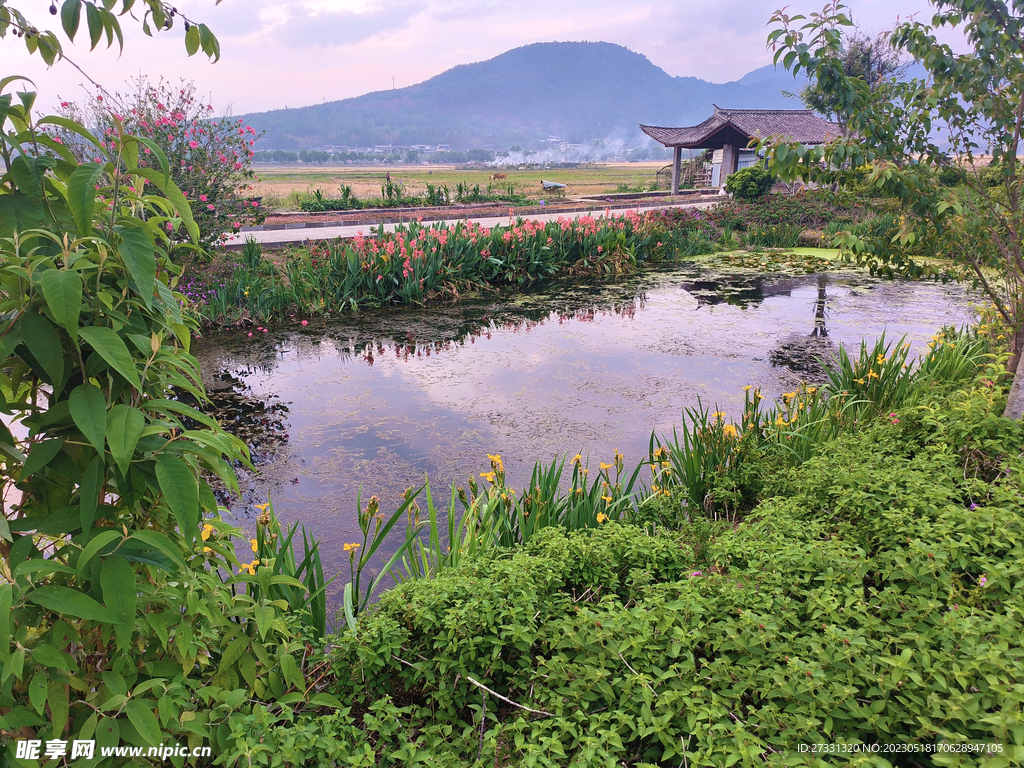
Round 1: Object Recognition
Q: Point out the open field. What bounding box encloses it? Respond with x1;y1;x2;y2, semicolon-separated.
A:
251;162;677;208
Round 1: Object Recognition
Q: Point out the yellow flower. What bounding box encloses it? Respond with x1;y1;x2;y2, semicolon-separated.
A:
343;542;361;552
254;503;270;512
201;523;215;541
742;385;752;391
601;495;612;503
480;471;496;483
853;378;865;385
203;546;212;554
487;453;504;470
596;512;609;523
806;387;817;394
711;411;726;420
571;453;583;465
723;424;739;439
876;354;886;365
867;370;880;379
600;462;613;471
250;538;258;553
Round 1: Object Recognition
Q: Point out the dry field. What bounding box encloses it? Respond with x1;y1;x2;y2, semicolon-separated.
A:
251;162;672;208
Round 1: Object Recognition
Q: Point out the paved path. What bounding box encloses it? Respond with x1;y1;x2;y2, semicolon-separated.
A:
225;199;718;248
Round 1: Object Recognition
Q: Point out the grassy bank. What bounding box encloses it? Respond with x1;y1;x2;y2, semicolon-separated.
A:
212;324;1023;766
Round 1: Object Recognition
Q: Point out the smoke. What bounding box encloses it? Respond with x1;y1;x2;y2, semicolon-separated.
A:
487;136;672;166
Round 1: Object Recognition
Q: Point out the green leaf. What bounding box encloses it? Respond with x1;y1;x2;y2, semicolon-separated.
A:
61;0;82;39
253;605;274;640
280;653;305;691
69;383;107;454
184;24;200;55
28;585;118;623
0;584;11;661
129;167;199;243
20;439;64;478
117;225;156;307
125;700;161;746
30;643;68;671
308;692;344;709
67;162;104;235
79;454;104;532
126;530;186;571
30;672;48;714
79;326;142;390
22;311;65;386
39;269;83;337
154;453;199;544
48;676;69;736
0;191;49;239
105;404;144;476
86;1;103;49
101;555;136;650
77;529;122;574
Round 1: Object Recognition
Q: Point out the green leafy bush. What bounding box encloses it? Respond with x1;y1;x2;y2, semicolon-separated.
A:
724;166;775;200
0;86;334;764
300;369;1023;766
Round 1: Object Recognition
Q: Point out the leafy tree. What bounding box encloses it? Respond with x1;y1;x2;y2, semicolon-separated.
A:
765;0;1024;416
53;77;266;251
797;29;911;132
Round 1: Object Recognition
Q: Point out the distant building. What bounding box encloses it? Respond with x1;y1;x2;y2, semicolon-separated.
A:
640;106;840;190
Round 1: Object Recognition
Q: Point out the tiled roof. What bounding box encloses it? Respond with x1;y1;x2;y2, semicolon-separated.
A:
640;106;840;148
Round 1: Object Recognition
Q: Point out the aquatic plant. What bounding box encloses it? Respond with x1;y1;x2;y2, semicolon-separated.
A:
191;209;717;325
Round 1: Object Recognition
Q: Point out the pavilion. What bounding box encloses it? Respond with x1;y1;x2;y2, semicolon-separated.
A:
640;106;840;190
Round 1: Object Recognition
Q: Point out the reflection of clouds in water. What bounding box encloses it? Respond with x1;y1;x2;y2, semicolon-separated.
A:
193;267;977;611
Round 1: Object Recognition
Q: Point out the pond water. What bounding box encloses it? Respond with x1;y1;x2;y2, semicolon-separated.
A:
193;258;977;610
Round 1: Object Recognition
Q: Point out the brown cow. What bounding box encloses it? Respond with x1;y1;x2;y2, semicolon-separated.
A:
490;173;507;180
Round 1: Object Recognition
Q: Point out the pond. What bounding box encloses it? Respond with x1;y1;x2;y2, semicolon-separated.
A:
193;256;977;610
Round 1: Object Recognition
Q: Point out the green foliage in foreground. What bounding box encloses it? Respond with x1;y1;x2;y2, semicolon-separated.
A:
223;365;1023;766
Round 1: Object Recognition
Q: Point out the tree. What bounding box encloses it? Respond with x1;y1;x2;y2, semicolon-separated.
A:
765;0;1024;417
797;29;911;132
53;77;266;250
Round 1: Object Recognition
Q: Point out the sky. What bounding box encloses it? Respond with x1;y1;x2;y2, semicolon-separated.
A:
0;0;954;115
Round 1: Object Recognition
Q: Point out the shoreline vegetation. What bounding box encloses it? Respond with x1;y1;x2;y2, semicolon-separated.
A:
229;322;1023;764
181;190;868;329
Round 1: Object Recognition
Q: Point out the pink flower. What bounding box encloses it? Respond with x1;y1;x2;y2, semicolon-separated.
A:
690;571;702;577
189;140;199;149
251;201;259;208
207;204;215;210
60;101;70;107
301;320;308;326
199;194;208;201
979;575;987;587
247;332;253;337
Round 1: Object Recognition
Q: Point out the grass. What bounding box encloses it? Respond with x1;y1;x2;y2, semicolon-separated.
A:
251;162;679;210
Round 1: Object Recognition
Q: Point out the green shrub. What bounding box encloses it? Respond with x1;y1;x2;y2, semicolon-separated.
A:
0;85;332;765
303;372;1023;766
724;166;775;200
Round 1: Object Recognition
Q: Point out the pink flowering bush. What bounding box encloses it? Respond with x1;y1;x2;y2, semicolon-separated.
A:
52;77;266;252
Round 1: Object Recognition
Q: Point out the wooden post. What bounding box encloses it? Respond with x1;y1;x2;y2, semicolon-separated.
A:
720;143;737;187
671;146;681;193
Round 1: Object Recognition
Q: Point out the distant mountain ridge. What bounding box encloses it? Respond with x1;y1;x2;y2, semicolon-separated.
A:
243;42;807;151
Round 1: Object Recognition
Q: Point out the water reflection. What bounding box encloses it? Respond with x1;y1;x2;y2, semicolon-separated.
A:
192;263;976;609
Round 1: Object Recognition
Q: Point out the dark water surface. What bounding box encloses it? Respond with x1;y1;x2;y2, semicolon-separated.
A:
193;260;976;607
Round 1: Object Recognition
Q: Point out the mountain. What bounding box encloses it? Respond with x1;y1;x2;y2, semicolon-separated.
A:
243;42;807;151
